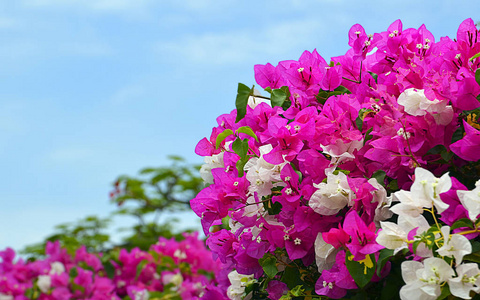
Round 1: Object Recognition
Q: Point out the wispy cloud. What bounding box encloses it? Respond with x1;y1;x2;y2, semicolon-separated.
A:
48;147;95;164
23;0;154;13
110;84;146;105
155;19;328;66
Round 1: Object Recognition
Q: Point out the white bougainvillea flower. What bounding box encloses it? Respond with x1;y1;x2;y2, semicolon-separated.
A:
245;144;286;197
247;88;269;109
37;275;51;293
0;294;13;300
410;167;451;213
457;180;480;221
448;263;480;299
397;88;447;116
369;178;393;224
50;261;65;275
309;171;352;215
377;215;431;256
200;152;225;184
314;233;338;272
400;257;454;300
376;221;408;253
227;270;254;300
390;190;428;217
399;214;432;258
436;226;471;264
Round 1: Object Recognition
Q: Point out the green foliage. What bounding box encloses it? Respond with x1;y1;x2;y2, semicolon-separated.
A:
345;251;376;289
259;253;279;279
21;215;112;258
235;83;253;122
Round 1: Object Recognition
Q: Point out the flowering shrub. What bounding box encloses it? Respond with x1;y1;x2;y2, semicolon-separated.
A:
0;232;226;299
192;18;480;299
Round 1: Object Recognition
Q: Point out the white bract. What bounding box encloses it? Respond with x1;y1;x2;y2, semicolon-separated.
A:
50;261;65;275
37;275;51;293
448;263;480;299
227;270;254;300
390;190;427;217
309;171;352;215
410;167;451;213
199;152;225;184
458;179;480;221
245;144;286;197
314;233;338;272
368;178;393;224
397;88;447;116
320;138;363;170
436;226;471;264
376;214;430;256
247;88;269;109
133;290;149;300
392;168;451;216
400;257;454;300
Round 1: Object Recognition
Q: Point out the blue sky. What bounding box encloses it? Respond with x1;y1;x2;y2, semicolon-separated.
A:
1;0;479;251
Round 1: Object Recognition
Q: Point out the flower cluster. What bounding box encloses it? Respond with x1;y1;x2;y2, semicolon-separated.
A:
192;18;480;299
0;232;226;300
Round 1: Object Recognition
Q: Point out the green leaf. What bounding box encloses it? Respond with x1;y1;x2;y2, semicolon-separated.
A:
336;85;351;93
476;68;480;86
236;126;259;142
236;156;249;177
215;129;234;149
345;251;376;288
281;265;303;289
266;200;282;215
368;71;378;83
470;53;480;62
271;88;288;107
135;259;149;280
452;126;464;143
103;260;115;279
356;116;363;131
426;144;447;155
412;240;421;254
289;285;305;297
437;285;451;300
316;90;330;105
387;179;398;191
259;253;278;279
464;252;480;264
376;249;394;276
451;218;474;230
236;83;252;122
232;138;249;159
69;266;78;278
441;150;453;162
471;240;480;253
363;127;373;145
372;170;386;185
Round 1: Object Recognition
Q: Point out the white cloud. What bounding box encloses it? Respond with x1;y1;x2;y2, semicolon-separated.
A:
48;147;95;163
59;41;113;57
155;19;328;65
24;0;150;10
110;84;146;105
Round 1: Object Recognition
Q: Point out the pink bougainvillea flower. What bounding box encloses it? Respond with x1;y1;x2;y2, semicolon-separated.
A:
343;211;384;260
450;120;480;161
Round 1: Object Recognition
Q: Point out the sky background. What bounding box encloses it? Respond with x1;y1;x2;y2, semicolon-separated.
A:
1;0;480;251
